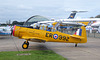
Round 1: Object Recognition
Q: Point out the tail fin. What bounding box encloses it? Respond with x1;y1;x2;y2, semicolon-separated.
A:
74;26;87;43
74;28;82;36
68;12;76;19
74;26;87;37
67;11;87;19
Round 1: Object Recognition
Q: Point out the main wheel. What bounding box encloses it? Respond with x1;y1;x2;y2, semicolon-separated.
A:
22;43;28;49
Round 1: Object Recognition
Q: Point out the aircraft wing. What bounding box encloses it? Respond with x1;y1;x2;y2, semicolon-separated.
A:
70;35;84;39
22;36;46;41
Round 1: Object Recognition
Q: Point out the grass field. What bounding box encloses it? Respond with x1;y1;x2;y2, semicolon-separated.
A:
0;50;66;60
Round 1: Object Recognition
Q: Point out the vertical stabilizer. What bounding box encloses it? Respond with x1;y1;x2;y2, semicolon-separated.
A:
74;26;87;43
68;12;76;19
67;11;87;19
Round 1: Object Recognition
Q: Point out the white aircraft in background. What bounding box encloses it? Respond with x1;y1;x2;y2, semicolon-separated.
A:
0;26;11;35
85;21;100;33
91;21;100;33
60;18;100;26
59;11;100;26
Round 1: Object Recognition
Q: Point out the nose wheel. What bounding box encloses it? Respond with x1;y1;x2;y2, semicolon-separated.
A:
22;41;29;49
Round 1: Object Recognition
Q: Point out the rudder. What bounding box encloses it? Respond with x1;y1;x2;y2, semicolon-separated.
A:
74;26;87;43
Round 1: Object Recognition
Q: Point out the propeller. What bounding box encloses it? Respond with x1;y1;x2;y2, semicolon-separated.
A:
11;25;16;36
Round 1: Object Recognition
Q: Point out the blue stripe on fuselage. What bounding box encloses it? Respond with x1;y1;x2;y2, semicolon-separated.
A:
79;29;82;36
0;33;11;35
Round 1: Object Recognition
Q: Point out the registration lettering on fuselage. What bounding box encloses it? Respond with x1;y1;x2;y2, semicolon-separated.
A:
45;33;69;41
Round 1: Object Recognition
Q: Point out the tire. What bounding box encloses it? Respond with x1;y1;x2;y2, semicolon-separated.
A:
22;43;28;49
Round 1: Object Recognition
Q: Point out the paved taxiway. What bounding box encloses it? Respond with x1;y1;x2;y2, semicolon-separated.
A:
0;36;100;60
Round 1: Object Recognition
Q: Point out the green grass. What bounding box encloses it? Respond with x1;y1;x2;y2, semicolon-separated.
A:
0;50;67;60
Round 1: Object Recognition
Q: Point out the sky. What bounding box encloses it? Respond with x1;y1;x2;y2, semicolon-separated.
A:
0;0;100;23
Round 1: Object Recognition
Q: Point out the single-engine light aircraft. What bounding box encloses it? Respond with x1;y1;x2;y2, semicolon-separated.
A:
12;21;87;49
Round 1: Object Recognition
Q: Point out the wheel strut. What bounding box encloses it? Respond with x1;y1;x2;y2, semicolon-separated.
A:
75;43;77;47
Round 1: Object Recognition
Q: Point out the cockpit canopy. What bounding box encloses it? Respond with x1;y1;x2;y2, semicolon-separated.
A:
23;15;50;26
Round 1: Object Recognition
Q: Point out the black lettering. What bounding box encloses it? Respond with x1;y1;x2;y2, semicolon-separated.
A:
63;36;69;41
49;33;53;38
66;37;69;41
63;36;66;40
46;33;49;37
67;37;69;39
59;35;62;40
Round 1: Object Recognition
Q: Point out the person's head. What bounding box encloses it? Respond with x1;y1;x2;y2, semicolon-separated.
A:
48;27;51;29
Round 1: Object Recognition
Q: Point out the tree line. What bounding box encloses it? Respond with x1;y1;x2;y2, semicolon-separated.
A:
12;21;24;25
0;21;24;26
90;14;100;18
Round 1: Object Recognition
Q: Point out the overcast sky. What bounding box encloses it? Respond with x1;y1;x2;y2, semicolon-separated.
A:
0;0;100;23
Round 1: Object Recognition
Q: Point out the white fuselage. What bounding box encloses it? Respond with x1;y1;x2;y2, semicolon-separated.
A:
0;26;11;35
91;22;100;33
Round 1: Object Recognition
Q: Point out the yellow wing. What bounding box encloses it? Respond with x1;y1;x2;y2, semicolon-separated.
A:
21;36;47;42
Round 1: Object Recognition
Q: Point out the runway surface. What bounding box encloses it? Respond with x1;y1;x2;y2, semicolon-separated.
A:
0;36;100;60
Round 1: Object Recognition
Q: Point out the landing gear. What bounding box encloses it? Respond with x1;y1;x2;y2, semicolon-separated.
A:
75;43;77;47
24;41;29;46
22;41;29;49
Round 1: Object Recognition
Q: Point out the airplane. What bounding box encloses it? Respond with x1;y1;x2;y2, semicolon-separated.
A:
12;21;87;49
60;18;100;26
0;26;11;35
84;21;100;33
59;11;100;26
91;21;100;33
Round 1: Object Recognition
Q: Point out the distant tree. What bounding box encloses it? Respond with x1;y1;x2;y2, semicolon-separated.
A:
1;24;7;26
12;21;24;25
95;15;100;18
18;22;24;25
90;17;94;18
12;21;18;25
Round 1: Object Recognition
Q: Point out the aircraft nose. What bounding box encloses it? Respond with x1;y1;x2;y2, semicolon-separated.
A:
11;25;16;36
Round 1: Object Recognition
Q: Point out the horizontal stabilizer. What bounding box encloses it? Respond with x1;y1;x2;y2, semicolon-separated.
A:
70;35;84;39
